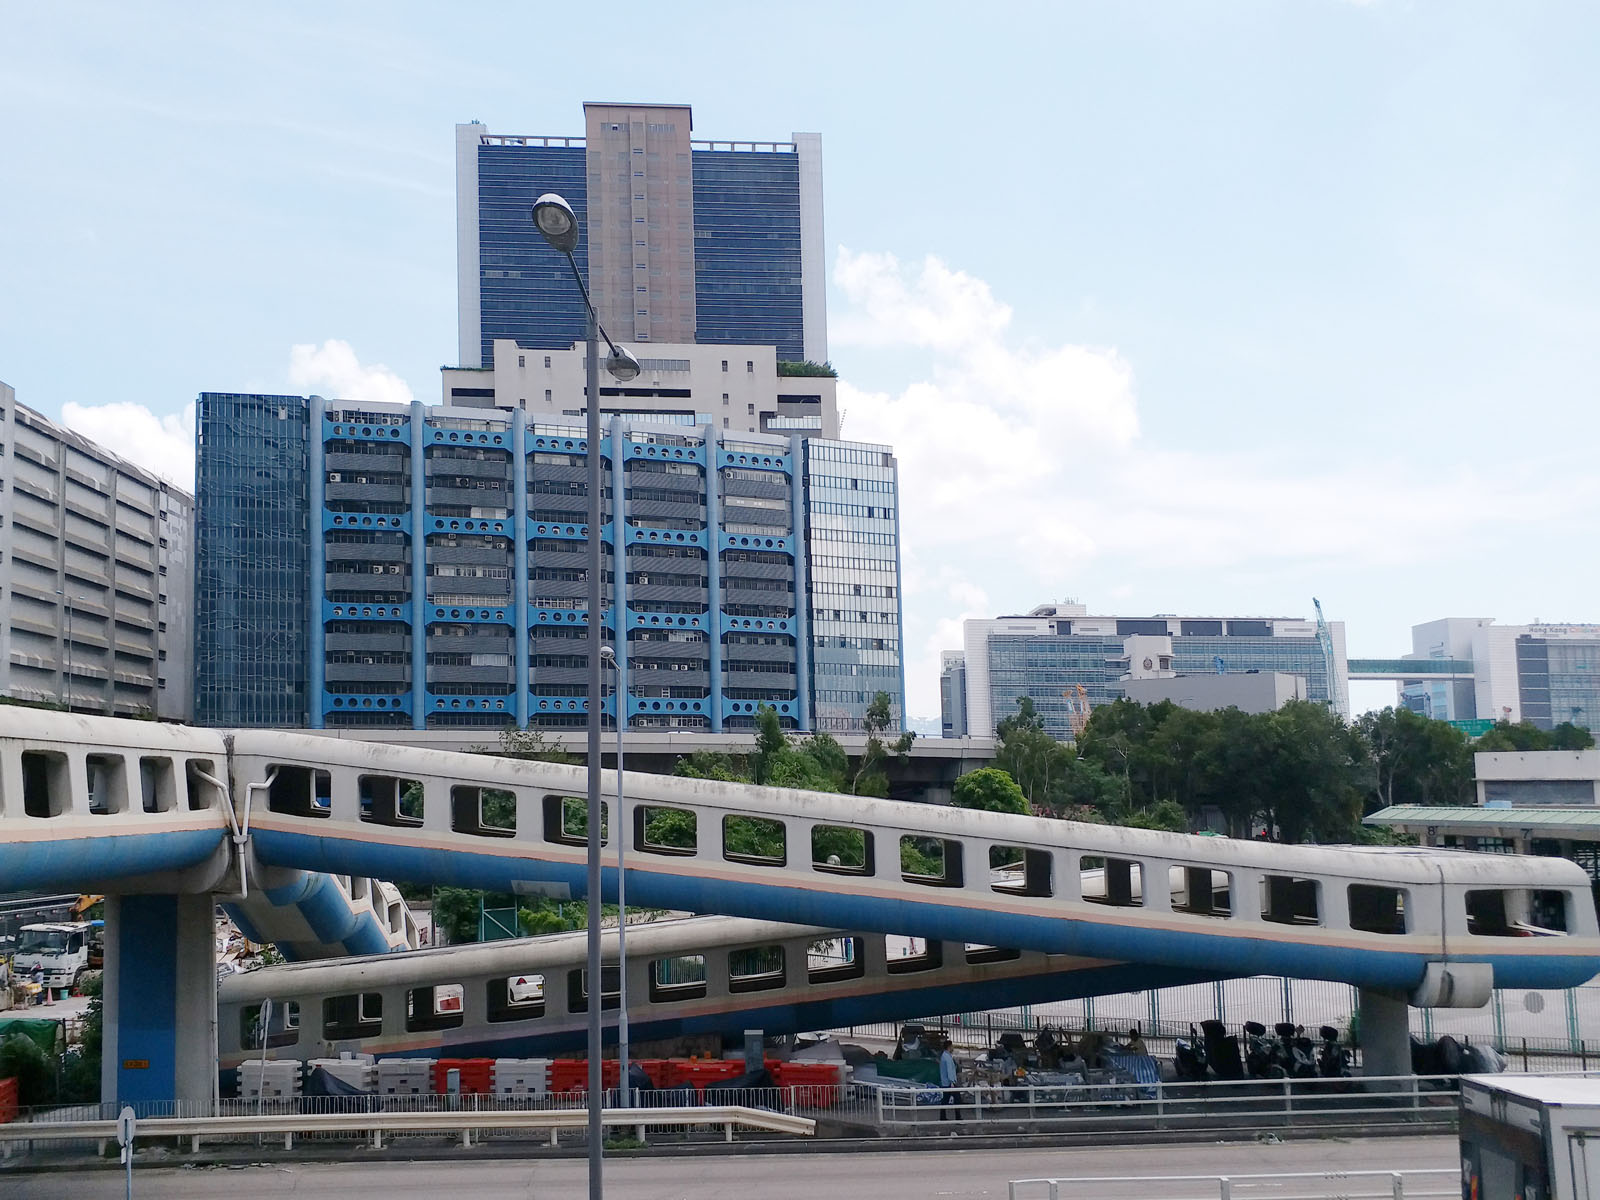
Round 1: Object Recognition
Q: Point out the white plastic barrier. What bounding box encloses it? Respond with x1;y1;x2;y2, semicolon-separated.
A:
308;1054;376;1091
377;1058;433;1096
240;1059;302;1100
492;1057;550;1097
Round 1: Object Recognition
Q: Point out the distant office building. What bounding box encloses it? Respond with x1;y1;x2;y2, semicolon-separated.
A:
442;338;837;439
1121;671;1308;714
456;102;826;369
0;380;192;719
940;651;968;739
947;601;1348;741
192;391;903;734
1394;618;1600;732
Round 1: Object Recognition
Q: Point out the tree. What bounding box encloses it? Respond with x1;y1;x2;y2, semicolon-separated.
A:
432;886;482;946
1473;720;1595;753
1552;722;1597;750
851;691;914;796
951;767;1028;815
750;704;789;786
499;725;577;763
1357;707;1474;809
994;697;1074;807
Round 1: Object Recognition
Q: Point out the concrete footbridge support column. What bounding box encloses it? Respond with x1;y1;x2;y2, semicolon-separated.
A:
101;894;219;1109
1357;987;1412;1080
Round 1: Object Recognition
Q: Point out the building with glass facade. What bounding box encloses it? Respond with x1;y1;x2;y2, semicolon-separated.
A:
456;103;826;370
944;602;1349;741
0;380;192;719
192;391;903;733
1398;618;1600;732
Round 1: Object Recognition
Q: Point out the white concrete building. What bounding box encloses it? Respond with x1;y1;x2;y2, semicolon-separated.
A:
0;381;192;719
442;338;838;439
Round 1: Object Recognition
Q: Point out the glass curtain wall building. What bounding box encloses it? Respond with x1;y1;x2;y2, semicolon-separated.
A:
456;104;826;370
193;393;903;733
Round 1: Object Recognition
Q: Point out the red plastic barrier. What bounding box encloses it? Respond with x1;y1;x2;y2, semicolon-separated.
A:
770;1061;843;1106
547;1058;620;1095
432;1057;494;1095
674;1059;746;1092
0;1077;17;1125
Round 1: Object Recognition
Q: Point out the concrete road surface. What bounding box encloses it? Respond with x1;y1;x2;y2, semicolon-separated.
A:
6;1134;1458;1200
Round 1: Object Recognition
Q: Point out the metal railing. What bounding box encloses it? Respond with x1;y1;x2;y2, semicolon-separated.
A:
1007;1168;1458;1200
0;1103;814;1154
861;1073;1463;1134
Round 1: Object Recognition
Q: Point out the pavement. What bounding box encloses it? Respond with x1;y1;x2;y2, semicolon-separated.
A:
6;1133;1458;1199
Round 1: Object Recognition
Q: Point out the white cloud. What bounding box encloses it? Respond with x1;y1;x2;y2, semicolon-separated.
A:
60;400;196;490
830;247;1595;723
287;339;415;406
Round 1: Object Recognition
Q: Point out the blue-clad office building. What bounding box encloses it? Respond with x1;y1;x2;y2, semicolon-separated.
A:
456;103;827;371
192;390;903;735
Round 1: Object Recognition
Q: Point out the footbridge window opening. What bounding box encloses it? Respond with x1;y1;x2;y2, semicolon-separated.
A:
1531;890;1573;933
1083;856;1143;907
649;954;708;1002
487;973;546;1023
808;935;865;984
812;824;874;875
85;754;130;815
1348;884;1408;935
1177;867;1233;917
139;756;177;813
266;764;333;819
886;935;943;975
637;805;697;855
405;983;465;1031
184;759;221;811
728;944;786;993
543;795;608;845
322;992;383;1040
1261;875;1321;925
1466;888;1563;937
452;785;517;837
990;844;1052;897
966;944;1023;965
568;965;621;1013
901;835;963;888
359;774;424;827
19;751;69;818
724;814;786;866
241;1001;300;1051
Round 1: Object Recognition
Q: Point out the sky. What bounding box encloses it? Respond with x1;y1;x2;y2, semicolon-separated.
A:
3;1;1598;724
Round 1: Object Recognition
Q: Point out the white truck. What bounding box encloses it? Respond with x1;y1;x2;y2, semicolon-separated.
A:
12;921;103;994
1461;1074;1600;1199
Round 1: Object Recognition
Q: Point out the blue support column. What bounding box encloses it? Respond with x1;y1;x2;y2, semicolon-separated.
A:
788;433;811;732
308;396;326;727
704;425;723;733
512;410;530;727
102;894;216;1108
409;401;428;729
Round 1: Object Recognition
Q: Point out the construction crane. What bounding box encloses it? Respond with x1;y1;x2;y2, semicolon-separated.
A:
1312;597;1337;710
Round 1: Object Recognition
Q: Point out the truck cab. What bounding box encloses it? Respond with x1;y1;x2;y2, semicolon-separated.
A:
12;921;101;993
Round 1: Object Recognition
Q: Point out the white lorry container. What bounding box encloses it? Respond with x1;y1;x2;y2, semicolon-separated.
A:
1461;1074;1600;1199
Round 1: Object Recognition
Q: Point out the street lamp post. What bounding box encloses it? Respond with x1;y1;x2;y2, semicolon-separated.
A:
531;192;639;1200
599;645;629;1107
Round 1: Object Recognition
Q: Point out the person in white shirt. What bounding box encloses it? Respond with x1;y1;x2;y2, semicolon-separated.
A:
938;1039;960;1121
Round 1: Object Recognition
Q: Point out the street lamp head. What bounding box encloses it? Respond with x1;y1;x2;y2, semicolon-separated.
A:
531;193;579;253
599;645;616;665
604;344;641;382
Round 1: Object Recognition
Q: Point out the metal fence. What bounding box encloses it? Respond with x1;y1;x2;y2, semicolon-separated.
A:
860;1073;1464;1136
1007;1168;1459;1200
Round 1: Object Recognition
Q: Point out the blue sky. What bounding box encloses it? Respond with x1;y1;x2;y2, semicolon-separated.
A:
3;1;1597;721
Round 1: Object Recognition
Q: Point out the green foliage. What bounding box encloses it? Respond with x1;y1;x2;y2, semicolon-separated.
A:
0;1033;56;1106
775;360;838;378
1475;719;1596;753
1116;798;1189;832
851;691;914;796
59;973;103;1103
432;886;482;946
642;806;697;849
499;726;578;763
1357;706;1474;808
951;767;1028;815
673;749;745;781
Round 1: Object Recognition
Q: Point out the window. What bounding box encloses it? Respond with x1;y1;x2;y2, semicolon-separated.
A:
451;785;516;837
901;835;962;887
487;973;545;1022
746;361;753;373
721;361;728;372
545;390;552;403
813;825;873;875
886;936;942;974
241;1001;299;1050
406;983;464;1031
722;394;729;403
808;936;864;983
1349;884;1407;935
990;845;1051;897
728;945;785;993
724;814;785;865
649;955;707;1001
637;805;696;854
518;355;525;368
1177;867;1231;917
1083;856;1142;907
544;356;551;368
544;795;608;845
568;965;620;1012
323;992;383;1039
747;404;755;415
1260;876;1321;924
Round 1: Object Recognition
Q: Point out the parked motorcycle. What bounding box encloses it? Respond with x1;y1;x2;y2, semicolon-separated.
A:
1243;1021;1285;1079
1174;1023;1209;1082
1200;1019;1244;1080
1275;1022;1319;1079
1316;1025;1352;1078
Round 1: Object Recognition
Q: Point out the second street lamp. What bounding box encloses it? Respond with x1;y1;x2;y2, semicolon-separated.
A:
531;189;638;1200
